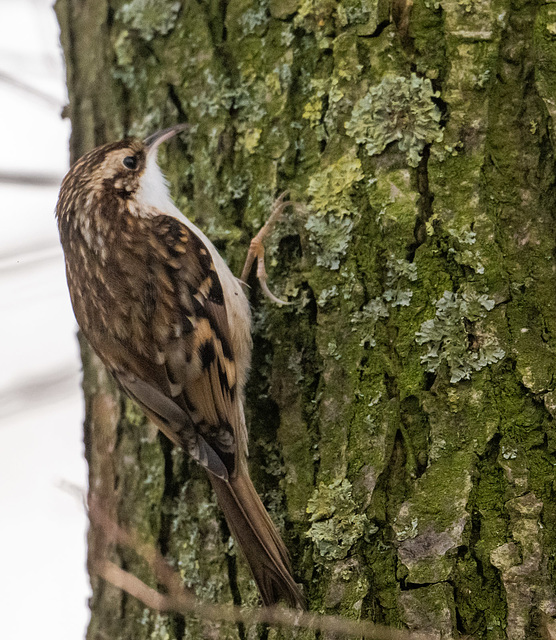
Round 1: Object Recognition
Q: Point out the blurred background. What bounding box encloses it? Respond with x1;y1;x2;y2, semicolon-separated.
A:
0;0;89;637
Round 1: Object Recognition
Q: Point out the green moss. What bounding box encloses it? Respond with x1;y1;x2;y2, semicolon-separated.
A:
115;421;167;609
399;583;456;636
269;317;319;520
455;550;506;637
301;31;362;137
409;0;446;78
364;167;421;267
307;479;368;560
394;452;473;583
536;4;556;125
345;74;443;166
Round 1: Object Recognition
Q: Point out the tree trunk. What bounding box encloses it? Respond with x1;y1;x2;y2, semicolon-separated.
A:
55;0;556;638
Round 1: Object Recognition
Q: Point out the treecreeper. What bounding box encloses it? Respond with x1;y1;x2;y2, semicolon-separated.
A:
56;124;305;608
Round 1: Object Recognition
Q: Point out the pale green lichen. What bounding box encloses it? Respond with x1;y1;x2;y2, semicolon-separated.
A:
255;438;286;478
303;76;347;133
346;257;417;349
446;226;485;274
458;0;477;14
124;396;148;428
307;153;364;217
139;611;172;639
118;0;181;41
318;285;339;306
383;256;418;307
305;214;355;270
270;62;293;92
302;90;325;128
127;111;169;140
167;479;224;598
280;23;295;47
360;297;390;323
232;73;268;122
336;0;377;27
307;479;368;560
240;0;270;35
188;70;234;118
113;30;148;89
305;153;364;269
294;0;338;33
224;174;250;202
345;74;444;167
185;69;268;125
474;69;491;90
255;439;289;529
415;290;505;383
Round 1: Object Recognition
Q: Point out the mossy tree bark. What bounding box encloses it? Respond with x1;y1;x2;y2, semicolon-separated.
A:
55;0;556;638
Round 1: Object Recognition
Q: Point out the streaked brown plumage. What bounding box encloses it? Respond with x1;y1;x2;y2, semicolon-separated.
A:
56;126;304;608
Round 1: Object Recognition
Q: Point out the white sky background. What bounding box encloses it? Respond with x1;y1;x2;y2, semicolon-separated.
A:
0;0;89;637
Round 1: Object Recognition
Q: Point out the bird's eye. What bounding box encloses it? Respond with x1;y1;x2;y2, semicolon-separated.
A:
122;155;137;170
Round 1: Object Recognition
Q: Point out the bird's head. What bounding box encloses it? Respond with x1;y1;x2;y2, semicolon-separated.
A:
56;124;187;229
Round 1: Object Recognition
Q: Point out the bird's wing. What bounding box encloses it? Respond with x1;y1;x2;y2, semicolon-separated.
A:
106;214;242;480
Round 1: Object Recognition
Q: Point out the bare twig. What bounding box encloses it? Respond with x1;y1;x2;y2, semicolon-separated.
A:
95;559;434;640
0;69;62;108
88;498;436;640
0;171;63;186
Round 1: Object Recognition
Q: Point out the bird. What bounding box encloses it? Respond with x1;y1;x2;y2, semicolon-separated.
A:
55;124;304;608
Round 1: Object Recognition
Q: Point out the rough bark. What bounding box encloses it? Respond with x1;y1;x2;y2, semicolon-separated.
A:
55;0;556;638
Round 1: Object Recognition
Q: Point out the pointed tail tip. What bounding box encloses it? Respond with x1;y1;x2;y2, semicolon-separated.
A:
208;470;306;610
258;574;306;610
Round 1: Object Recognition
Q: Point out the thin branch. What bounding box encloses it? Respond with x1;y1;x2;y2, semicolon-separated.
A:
88;499;437;640
0;171;64;186
0;69;62;109
0;243;62;274
96;559;435;640
100;561;169;611
0;367;79;423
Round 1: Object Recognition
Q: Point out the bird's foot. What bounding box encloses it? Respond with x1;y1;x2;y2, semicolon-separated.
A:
240;192;299;305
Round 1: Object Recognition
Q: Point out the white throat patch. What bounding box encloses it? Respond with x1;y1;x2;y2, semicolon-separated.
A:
134;155;177;217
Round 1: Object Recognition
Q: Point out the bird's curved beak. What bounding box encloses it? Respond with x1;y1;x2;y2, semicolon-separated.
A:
144;124;188;157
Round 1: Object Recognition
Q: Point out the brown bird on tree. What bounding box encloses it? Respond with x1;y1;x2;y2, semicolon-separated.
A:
56;124;304;608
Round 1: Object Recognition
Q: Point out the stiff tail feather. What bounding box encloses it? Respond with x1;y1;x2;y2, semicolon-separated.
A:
209;471;305;608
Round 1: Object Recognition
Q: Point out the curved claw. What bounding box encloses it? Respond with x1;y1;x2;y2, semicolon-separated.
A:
259;279;292;306
240;192;300;306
